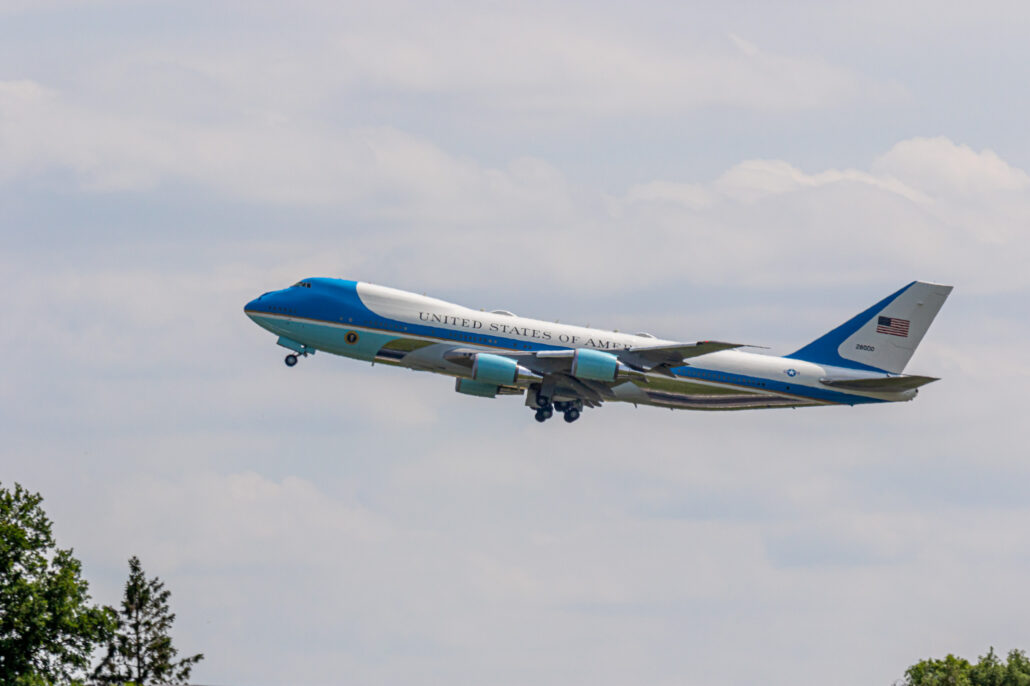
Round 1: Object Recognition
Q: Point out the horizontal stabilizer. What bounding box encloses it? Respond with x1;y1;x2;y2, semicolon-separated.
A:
819;375;939;392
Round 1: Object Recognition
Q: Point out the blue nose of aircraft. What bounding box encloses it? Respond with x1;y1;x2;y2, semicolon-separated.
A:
244;292;271;317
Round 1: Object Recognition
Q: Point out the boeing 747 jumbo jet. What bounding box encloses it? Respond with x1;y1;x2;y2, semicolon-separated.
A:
244;280;952;423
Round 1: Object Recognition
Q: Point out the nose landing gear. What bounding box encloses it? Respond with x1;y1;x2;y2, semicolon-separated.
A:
277;336;315;368
283;350;313;367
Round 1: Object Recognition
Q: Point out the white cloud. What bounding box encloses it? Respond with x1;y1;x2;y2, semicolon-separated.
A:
101;7;892;122
3;82;1027;297
94;471;392;566
0;78;578;219
610;140;1030;294
327;22;895;117
873;137;1030;196
40;431;1030;686
4;79;1027;296
710;159;927;204
0;0;130;14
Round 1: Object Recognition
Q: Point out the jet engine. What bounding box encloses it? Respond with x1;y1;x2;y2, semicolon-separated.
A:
472;353;539;386
571;348;619;382
455;378;501;397
455;378;526;398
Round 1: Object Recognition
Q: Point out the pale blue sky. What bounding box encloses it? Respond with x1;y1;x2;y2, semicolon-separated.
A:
2;2;1029;685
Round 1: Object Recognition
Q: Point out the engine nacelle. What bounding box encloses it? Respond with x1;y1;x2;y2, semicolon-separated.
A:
472;353;538;386
571;348;619;382
455;378;500;397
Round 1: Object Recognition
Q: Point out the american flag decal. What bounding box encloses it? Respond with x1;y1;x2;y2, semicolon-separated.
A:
876;316;910;337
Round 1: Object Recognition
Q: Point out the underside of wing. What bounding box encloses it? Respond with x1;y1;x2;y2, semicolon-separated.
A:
545;372;608;407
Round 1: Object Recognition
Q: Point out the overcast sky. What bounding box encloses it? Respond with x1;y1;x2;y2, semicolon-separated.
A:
2;2;1029;685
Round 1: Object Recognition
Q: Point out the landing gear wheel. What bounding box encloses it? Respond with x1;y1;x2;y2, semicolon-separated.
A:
563;408;580;423
535;410;548;423
536;394;551;409
284;354;298;367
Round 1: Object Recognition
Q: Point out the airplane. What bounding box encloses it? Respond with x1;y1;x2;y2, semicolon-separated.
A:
244;279;952;423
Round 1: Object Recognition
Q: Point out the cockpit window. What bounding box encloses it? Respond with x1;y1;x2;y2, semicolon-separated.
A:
291;281;313;288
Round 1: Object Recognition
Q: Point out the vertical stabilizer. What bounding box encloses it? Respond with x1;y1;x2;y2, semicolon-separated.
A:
786;281;953;374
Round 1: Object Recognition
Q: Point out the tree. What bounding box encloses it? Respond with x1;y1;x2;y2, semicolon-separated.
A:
0;482;115;685
902;648;1030;686
93;556;203;685
903;653;973;686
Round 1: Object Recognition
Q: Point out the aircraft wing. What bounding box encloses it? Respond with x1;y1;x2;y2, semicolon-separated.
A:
618;341;745;370
445;341;744;376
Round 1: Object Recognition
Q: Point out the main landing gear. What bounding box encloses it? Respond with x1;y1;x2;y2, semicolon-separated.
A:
532;392;582;424
534;392;553;423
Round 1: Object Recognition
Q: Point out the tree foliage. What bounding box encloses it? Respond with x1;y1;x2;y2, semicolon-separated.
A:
903;648;1030;686
93;555;203;685
0;482;115;686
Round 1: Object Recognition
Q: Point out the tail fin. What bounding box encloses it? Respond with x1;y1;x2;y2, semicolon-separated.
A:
786;281;953;374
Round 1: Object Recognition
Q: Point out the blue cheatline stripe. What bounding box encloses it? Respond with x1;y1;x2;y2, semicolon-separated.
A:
784;282;915;373
670;367;886;405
